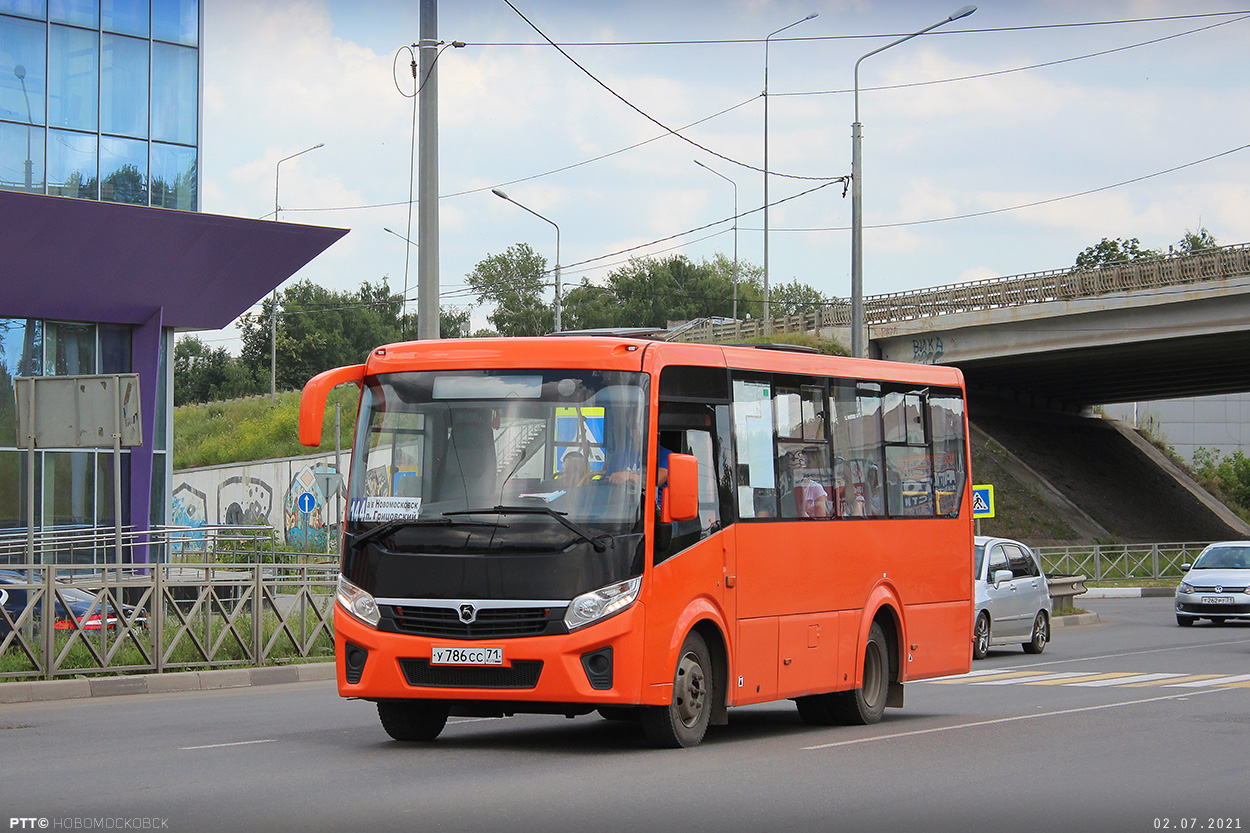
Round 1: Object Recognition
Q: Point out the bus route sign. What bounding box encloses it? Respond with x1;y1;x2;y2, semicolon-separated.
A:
972;484;995;519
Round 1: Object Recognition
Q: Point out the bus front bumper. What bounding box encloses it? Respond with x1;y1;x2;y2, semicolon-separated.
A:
333;601;651;708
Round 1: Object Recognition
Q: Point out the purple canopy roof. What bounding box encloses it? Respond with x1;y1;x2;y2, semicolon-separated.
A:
1;190;348;329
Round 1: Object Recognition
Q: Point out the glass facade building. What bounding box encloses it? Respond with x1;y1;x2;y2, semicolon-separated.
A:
0;0;193;542
0;0;343;557
0;0;199;209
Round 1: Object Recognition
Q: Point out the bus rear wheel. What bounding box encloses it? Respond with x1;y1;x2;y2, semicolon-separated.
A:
831;621;890;726
641;631;713;748
377;700;450;742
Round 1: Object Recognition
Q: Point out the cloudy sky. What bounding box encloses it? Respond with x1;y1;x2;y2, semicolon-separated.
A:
200;0;1250;346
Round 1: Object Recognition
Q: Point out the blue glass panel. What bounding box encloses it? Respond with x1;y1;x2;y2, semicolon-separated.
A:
100;134;147;204
45;320;96;375
151;42;196;145
47;451;95;528
151;141;194;210
0;15;47;124
0;450;41;529
47;128;96;198
99;323;132;374
103;0;148;36
0;1;47;19
49;24;98;131
49;0;97;27
152;0;197;46
102;33;148;138
0;120;45;192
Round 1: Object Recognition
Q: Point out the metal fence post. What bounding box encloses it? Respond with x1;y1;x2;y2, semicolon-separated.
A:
154;561;164;674
42;564;53;680
253;563;263;664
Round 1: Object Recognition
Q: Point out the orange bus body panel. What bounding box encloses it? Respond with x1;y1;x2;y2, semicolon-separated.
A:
323;336;973;723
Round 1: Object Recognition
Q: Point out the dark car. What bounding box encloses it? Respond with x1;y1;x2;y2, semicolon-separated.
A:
0;570;148;634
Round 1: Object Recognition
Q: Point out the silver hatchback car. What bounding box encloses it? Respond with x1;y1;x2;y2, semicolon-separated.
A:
973;536;1052;659
1174;542;1250;626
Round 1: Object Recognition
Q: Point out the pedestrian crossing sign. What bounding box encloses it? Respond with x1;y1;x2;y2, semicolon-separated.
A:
972;484;994;519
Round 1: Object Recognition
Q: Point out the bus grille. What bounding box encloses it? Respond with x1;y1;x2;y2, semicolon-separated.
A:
399;658;544;689
385;605;558;639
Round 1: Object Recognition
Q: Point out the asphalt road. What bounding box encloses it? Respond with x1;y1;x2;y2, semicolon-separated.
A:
3;597;1248;833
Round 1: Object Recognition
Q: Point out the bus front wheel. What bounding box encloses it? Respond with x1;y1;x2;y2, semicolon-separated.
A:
641;630;713;748
377;699;450;742
832;621;890;726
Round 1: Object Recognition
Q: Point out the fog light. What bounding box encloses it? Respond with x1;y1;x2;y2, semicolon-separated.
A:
344;642;368;685
580;646;613;690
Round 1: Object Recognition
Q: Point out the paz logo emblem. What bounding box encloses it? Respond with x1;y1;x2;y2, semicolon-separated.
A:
458;603;477;624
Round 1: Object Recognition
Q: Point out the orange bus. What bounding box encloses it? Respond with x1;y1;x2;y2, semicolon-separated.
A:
299;335;973;748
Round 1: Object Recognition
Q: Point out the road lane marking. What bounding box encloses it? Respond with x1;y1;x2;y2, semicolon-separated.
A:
1166;673;1250;687
929;670;1048;684
1122;674;1223;687
180;739;277;750
1067;673;1186;687
802;687;1236;751
972;672;1091;685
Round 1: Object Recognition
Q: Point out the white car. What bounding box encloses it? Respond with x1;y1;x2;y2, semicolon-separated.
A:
1174;542;1250;626
973;536;1052;659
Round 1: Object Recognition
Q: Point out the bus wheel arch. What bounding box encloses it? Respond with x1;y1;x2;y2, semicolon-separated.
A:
641;627;716;748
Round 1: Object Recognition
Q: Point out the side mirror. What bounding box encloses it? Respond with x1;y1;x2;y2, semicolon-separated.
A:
661;453;699;523
992;569;1014;586
1180;563;1192;572
299;364;365;446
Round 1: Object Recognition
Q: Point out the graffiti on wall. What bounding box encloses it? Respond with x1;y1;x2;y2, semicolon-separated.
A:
170;482;207;552
284;464;327;551
218;475;274;526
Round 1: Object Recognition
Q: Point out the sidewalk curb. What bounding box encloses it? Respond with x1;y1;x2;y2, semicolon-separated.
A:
1082;587;1174;598
1052;612;1100;627
0;662;335;705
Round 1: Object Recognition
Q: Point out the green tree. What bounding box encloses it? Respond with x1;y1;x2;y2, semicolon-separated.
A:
1193;447;1250;511
465;243;553;336
174;336;264;406
768;278;827;317
1074;237;1158;269
1170;227;1219;256
239;279;405;394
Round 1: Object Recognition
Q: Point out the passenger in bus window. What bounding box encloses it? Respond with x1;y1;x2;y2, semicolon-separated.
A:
835;460;865;518
796;448;830;518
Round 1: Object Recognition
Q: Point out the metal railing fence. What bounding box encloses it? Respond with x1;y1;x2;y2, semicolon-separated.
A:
0;525;339;681
1034;542;1210;582
668;243;1250;344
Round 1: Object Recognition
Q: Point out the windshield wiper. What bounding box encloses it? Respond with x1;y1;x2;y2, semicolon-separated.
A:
445;505;611;553
347;516;506;551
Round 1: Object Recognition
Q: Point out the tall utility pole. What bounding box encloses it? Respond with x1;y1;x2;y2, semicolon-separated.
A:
416;0;440;340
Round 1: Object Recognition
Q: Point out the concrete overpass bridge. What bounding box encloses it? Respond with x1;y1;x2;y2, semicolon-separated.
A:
670;243;1250;412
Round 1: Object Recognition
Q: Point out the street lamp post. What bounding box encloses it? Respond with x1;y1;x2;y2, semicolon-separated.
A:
764;13;817;334
850;5;975;358
492;189;561;333
694;159;739;321
13;65;32;190
270;142;324;403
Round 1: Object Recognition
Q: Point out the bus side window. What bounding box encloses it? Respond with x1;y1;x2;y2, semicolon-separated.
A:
732;377;777;520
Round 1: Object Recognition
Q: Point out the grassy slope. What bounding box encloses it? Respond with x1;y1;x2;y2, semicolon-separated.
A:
173;387;359;469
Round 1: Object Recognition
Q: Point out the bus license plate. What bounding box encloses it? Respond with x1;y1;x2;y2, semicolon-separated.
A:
1202;596;1234;604
431;646;504;666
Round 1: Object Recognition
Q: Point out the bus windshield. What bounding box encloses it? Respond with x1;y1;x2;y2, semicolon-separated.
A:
347;368;650;554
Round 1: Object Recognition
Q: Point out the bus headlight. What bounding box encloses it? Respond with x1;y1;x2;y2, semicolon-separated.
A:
337;576;381;628
564;577;641;631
